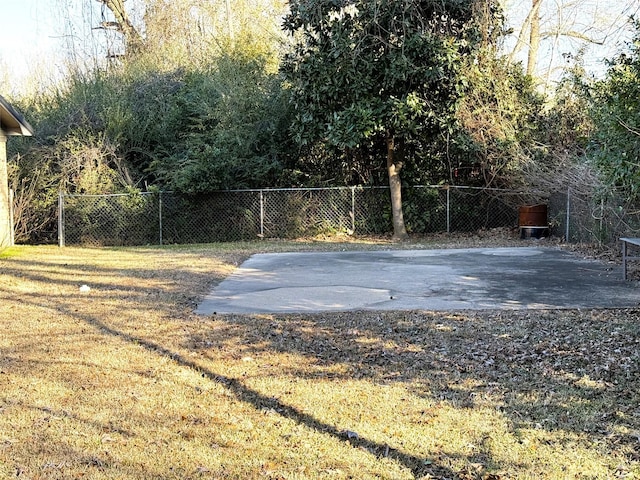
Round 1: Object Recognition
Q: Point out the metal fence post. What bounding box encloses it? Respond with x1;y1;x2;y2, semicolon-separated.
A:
351;186;356;234
158;192;163;246
58;192;65;247
58;185;554;246
565;187;571;242
259;190;264;239
600;197;604;243
446;186;451;234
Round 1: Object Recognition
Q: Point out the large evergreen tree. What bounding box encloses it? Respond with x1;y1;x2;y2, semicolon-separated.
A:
282;0;490;239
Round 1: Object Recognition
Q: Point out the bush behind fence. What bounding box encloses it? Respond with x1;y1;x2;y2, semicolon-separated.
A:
58;185;640;247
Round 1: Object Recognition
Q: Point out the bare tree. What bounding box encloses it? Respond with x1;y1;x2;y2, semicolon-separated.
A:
504;0;640;84
87;0;288;69
96;0;143;53
0;58;10;94
508;0;543;76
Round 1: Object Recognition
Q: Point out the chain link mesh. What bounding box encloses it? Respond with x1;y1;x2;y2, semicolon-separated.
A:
554;188;640;245
161;192;261;243
59;187;528;246
262;188;355;238
62;186;630;247
62;193;160;246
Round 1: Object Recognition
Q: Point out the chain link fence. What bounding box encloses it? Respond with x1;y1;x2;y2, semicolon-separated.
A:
551;188;640;245
59;185;639;247
59;186;534;246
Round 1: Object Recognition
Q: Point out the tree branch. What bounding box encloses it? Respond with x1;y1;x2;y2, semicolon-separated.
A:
96;0;143;52
508;0;543;64
618;118;640;137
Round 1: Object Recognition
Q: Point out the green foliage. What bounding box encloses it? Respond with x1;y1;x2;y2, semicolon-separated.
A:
5;0;594;243
8;112;136;243
589;20;640;201
281;0;497;238
153;50;294;193
454;49;544;188
401;187;446;233
540;70;593;158
6;0;296;242
7;35;295;242
280;0;536;191
64;193;160;246
282;0;480;151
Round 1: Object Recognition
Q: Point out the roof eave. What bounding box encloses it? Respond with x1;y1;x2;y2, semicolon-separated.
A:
0;95;34;137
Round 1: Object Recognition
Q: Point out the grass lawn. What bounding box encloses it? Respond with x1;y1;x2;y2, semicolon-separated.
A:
0;239;639;479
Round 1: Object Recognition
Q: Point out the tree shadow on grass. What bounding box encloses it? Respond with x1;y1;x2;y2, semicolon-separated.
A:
187;309;640;471
68;309;453;478
0;259;460;480
4;250;639;477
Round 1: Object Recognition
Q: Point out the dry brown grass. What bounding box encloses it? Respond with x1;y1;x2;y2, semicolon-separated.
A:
1;238;639;479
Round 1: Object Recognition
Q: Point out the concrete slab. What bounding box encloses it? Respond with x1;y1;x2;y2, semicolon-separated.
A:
195;247;640;315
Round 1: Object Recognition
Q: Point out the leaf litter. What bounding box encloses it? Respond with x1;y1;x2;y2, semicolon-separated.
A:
1;238;639;479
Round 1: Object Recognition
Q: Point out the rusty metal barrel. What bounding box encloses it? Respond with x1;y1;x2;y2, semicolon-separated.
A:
518;204;549;239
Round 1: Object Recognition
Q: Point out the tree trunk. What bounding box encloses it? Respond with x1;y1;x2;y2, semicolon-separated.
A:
508;0;543;70
100;0;143;53
386;134;408;241
527;0;542;77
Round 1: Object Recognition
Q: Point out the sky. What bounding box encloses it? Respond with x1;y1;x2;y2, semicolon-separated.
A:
0;0;110;96
0;0;59;91
503;0;640;83
1;0;639;97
